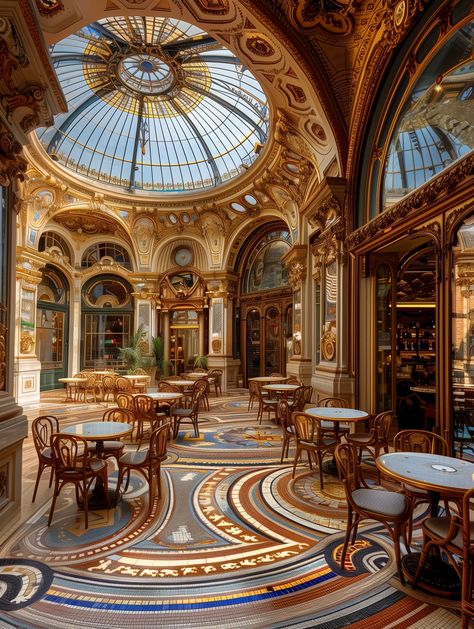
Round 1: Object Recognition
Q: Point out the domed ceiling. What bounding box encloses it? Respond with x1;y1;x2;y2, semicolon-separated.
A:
37;16;269;194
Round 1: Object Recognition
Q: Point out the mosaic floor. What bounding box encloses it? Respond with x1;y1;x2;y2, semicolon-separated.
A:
0;391;462;628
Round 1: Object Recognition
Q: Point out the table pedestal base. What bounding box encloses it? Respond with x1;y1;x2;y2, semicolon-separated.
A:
77;487;121;510
402;552;461;598
322;457;338;476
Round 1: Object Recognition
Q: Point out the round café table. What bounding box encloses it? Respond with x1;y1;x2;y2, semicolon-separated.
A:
248;376;290;384
376;451;474;597
58;376;86;402
262;383;300;399
62;421;133;507
123;374;150;382
305;407;369;474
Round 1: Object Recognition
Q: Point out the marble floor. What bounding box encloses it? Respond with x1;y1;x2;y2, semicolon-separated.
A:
0;389;462;628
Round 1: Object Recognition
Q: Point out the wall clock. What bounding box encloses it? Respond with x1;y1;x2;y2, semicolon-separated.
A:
173;246;193;267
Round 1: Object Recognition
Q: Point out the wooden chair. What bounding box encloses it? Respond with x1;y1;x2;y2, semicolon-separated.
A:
171;380;206;438
345;410;393;481
131;368;150;393
393;429;451;546
335;442;411;585
48;434;109;529
413;486;474;628
278;399;296;463
318;396;350;440
102;375;117;403
288;386;306;412
134;394;167;447
31;415;59;502
116;423;170;510
76;372;98;403
100;408;135;463
286;377;302;385
291;411;338;489
115;376;134;394
257;384;278;423
116;391;135;410
248;381;260;411
208;369;223;396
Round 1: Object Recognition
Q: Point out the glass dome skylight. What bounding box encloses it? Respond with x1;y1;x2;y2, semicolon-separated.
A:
38;16;269;193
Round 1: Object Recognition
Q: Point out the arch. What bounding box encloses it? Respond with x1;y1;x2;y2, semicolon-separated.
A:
152;236;209;273
81;242;133;271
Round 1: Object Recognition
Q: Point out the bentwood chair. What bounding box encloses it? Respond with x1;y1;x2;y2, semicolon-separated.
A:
413;486;474;627
134;394;167;447
171;380;207;438
248;381;260;411
345;410;393;481
335;442;411;585
116;392;135;411
393;429;450;546
116;423;170;510
48;433;109;529
278;399;295;463
208;369;223;396
31;415;59;502
100;408;135;463
291;411;338;489
318;397;350;440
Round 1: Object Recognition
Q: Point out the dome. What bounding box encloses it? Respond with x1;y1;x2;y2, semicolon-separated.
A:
37;16;269;194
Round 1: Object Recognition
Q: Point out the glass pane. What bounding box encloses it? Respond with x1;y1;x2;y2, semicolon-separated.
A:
37;310;64;368
246;309;260;379
170;328;199;375
376;264;392;412
452;217;474;456
265;307;280;375
83;313;131;368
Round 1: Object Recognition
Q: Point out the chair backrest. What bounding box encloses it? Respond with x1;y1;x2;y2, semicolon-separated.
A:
371;410;393;441
102;407;135;424
51;433;88;473
115;376;133;392
277;399;290;426
270;372;284;377
134;394;155;417
116;392;135;410
132;368;148;375
32;416;59;452
292;386;306;412
292;411;320;443
102;375;116;390
85;373;97;386
150;423;171;460
334;442;362;493
303;385;313;404
286;377;302;385
158;381;180;393
208;369;222;381
393;429;448;455
318;396;349;408
192;378;209;398
193;368;207;373
249;381;260;397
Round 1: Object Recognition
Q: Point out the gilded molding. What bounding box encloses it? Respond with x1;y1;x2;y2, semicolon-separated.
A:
282;245;307;289
347;154;474;250
0;120;27;185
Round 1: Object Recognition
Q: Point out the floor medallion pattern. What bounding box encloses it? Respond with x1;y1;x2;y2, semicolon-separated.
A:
0;392;461;628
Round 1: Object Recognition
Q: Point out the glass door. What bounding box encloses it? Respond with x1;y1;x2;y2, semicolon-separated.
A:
169;309;199;375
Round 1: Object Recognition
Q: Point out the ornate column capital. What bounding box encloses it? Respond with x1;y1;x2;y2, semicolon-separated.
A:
282;245;307;289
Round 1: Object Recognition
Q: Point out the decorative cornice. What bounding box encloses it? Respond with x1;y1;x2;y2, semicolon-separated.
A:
346;154;474;250
282;244;307;289
0;119;27;185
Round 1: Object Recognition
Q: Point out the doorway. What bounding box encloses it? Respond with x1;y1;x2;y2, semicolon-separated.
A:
170;309;199;375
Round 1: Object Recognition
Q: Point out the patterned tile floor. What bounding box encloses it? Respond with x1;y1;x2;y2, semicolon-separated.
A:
0;390;462;628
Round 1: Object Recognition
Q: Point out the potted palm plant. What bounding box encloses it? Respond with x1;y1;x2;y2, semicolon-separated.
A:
193;354;208;370
119;324;146;373
151;335;172;379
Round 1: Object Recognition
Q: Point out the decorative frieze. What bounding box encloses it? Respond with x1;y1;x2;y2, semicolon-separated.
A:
346;154;474;250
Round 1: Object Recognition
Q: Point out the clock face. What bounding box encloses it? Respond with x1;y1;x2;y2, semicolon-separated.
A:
174;247;193;267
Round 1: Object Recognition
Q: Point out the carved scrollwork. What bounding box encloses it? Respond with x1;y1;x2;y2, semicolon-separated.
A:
288;261;306;288
0;121;27;186
321;322;336;361
20;331;35;354
347;154;474;250
0;318;6;391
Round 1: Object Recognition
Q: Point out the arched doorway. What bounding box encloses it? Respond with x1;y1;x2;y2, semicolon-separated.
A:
81;275;134;370
240;228;293;382
37;265;69;390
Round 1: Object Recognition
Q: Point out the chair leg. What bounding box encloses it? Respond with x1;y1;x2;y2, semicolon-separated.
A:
292;446;301;479
32;463;46;503
83;485;89;529
340;508;354;569
391;524;406;585
47;480;60;526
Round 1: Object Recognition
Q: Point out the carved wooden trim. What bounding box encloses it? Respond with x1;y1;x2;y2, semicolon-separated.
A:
347;154;474;250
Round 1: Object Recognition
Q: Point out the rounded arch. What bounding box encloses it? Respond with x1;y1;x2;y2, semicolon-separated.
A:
37;225;76;268
152;236;209;273
81;242;133;271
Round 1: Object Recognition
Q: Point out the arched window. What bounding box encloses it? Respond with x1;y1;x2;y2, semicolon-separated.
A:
382;21;474;209
81;275;133;368
37;265;69;389
243;231;291;294
38;231;71;261
81;243;132;270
